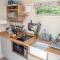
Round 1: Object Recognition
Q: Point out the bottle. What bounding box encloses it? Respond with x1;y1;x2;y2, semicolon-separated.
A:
8;0;13;5
28;20;33;31
8;0;10;5
41;29;47;40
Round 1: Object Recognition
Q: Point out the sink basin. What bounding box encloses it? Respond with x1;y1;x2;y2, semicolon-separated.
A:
32;42;49;50
29;42;49;60
16;35;33;41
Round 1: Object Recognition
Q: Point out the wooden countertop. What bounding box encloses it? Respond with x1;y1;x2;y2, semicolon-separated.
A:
0;32;7;35
38;40;60;55
10;36;37;46
0;32;60;55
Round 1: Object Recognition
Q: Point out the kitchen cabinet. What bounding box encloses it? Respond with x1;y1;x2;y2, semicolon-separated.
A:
48;52;60;60
28;54;44;60
28;50;60;60
1;36;12;58
0;36;3;58
7;3;26;23
1;35;27;60
1;33;60;60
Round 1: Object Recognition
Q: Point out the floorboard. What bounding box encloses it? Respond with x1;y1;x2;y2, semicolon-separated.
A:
0;57;8;60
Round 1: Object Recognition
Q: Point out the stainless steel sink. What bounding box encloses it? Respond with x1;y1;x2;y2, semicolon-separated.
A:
16;35;33;41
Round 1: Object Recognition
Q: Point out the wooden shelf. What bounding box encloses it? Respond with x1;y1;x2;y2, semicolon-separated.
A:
7;3;26;23
8;4;18;6
8;9;18;12
8;17;17;20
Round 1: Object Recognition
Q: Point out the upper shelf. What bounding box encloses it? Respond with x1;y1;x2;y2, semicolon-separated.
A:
7;4;18;12
8;4;18;6
7;3;27;23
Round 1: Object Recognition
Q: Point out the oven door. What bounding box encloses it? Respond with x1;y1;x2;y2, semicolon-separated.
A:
12;42;24;56
12;42;28;58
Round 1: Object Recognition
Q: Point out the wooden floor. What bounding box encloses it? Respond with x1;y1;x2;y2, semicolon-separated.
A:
0;58;8;60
